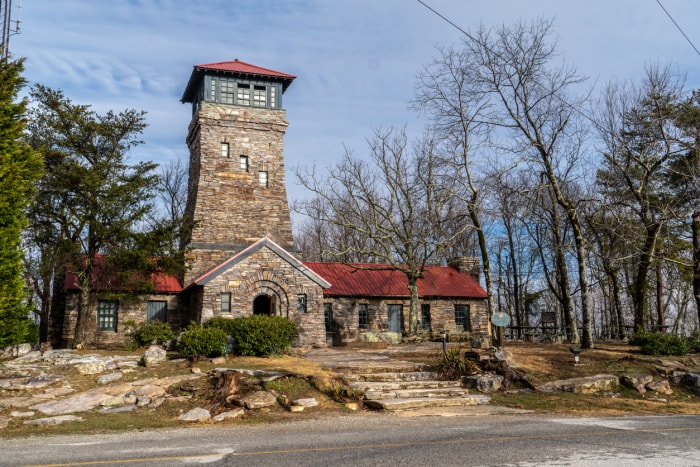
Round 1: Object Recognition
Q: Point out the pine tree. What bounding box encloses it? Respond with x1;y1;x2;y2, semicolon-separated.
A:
0;54;43;348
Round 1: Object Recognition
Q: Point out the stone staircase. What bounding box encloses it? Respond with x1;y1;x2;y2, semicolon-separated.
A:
341;369;491;411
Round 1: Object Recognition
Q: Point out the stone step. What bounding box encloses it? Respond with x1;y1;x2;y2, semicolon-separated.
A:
363;395;491;411
349;380;463;391
364;387;470;401
341;371;439;383
331;364;429;375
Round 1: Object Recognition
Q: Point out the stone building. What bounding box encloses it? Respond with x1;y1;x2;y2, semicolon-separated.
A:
59;59;489;349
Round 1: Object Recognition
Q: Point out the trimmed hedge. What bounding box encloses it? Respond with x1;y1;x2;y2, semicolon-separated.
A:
629;332;691;356
206;315;297;356
176;323;227;358
125;320;175;350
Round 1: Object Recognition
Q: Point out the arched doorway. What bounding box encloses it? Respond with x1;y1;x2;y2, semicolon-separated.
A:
253;294;272;315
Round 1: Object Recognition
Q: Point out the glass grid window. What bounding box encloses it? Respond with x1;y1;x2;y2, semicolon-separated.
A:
270;86;276;108
221;293;231;313
259;171;268;187
221;142;229;158
97;300;118;332
240;155;249;171
253;85;267;107
220;80;235;104
237;84;250;105
454;304;470;329
358;304;368;329
210;79;217;101
297;294;307;313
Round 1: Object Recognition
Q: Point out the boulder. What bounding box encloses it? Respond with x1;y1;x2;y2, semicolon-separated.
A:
0;374;65;391
1;343;32;358
646;380;673;395
96;372;123;385
133;384;166;399
141;345;167;367
178;407;211;422
463;373;504;393
292;397;318;407
10;411;35;418
684;373;700;397
213;408;245;422
493;348;519;368
537;374;619;394
235;391;278;410
29;382;134;415
75;361;107;375
0;417;8;429
23;415;83;425
620;374;654;394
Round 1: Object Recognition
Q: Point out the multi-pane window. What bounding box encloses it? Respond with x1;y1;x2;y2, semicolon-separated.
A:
147;300;167;322
259;171;268;187
421;304;432;332
97;300;118;332
454;304;470;330
220;80;235;104
253;85;267;107
240;155;249;171
296;294;307;313
270;86;276;108
324;303;333;332
237;84;250;105
210;79;217;101
221;292;231;313
358;303;368;329
221;142;230;158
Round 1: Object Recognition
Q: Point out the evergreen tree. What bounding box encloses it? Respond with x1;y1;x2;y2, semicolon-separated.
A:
0;55;43;348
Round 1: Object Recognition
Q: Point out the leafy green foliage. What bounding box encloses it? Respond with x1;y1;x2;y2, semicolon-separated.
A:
630;332;691;356
206;315;297;356
0;56;43;348
176;323;226;358
124;319;175;350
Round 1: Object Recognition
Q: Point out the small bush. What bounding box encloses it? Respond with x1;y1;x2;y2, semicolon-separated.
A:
631;332;690;356
176;323;227;358
125;320;175;350
209;315;297;356
436;348;480;380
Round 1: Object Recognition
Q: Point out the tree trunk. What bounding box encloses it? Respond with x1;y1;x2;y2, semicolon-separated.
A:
693;211;700;327
633;224;659;333
407;278;420;335
49;261;68;348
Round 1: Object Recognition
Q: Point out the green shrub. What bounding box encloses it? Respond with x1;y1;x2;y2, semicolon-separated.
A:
631;332;690;356
436;348;480;380
125;320;175;350
176;323;227;358
210;315;297;356
689;331;700;353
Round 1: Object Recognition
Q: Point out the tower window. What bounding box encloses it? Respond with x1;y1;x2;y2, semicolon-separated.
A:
220;80;235;104
237;84;250;106
297;294;307;313
259;171;268;187
253;85;267;107
270;86;276;108
240;155;249;171
221;142;230;158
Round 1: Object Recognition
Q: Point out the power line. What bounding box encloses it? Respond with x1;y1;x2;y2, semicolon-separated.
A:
656;0;700;57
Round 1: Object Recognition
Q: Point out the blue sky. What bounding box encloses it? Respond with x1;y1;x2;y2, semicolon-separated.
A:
10;0;700;205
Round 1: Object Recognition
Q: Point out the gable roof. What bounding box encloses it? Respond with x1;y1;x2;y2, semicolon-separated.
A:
181;59;296;103
66;256;182;294
303;262;487;299
185;237;330;289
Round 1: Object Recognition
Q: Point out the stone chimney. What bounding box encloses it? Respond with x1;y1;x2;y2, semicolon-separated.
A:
449;257;480;282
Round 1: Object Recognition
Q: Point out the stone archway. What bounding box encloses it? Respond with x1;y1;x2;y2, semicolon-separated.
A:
253;294;272;315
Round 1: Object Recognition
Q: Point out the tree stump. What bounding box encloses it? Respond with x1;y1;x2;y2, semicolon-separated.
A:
215;370;243;405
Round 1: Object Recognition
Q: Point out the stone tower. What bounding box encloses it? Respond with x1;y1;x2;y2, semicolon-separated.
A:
180;60;296;283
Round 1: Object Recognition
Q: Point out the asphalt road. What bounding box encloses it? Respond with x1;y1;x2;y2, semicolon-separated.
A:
2;413;699;466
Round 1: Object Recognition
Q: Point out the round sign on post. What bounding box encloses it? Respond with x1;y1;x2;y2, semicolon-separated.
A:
491;312;511;327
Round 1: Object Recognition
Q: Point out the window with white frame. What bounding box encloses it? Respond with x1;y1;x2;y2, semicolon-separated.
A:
259;171;268;187
240;155;249;171
221;142;230;158
97;300;118;332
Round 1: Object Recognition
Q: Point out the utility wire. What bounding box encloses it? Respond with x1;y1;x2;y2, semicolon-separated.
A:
655;0;700;57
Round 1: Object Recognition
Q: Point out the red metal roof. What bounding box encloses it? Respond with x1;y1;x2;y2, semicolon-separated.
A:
66;256;182;294
304;262;487;299
194;59;296;79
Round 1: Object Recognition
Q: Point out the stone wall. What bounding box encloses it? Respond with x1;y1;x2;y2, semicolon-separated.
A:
325;296;489;345
61;292;180;349
195;246;326;348
183;102;295;284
